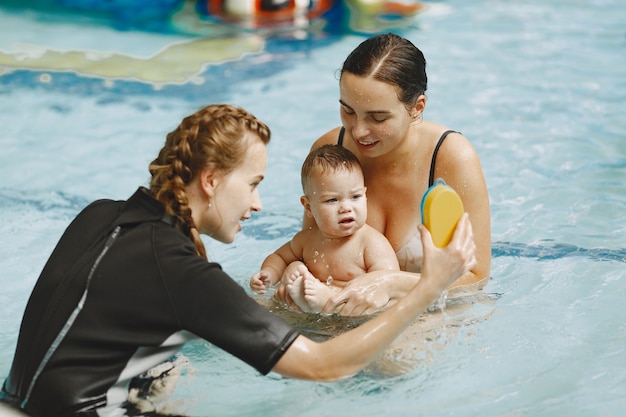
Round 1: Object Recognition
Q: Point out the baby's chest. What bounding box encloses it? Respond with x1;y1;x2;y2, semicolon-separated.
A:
302;247;366;283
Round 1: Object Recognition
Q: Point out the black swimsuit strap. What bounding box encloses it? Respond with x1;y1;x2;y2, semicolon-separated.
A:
337;126;345;146
338;127;457;187
428;130;457;187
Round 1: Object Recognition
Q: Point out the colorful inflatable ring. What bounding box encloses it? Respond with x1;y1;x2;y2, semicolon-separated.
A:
208;0;333;24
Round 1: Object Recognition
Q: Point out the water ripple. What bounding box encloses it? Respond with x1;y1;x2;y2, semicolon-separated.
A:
493;240;626;263
0;188;89;216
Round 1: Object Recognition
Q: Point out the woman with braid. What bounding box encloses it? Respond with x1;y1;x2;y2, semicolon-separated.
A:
1;104;476;417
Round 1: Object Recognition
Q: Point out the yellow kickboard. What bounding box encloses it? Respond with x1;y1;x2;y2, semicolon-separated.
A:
420;178;464;248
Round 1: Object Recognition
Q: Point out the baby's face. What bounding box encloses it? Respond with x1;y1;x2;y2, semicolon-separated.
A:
304;167;367;238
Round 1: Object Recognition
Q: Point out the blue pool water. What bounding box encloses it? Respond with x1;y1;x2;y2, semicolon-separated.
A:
1;0;625;416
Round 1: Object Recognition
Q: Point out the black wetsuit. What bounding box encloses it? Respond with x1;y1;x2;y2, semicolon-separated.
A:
1;188;299;417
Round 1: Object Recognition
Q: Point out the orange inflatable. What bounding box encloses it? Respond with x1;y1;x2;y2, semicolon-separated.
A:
208;0;333;26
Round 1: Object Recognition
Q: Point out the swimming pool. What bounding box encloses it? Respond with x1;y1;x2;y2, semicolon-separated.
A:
1;0;625;415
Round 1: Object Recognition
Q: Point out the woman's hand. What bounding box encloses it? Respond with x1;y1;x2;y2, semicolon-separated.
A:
321;272;398;316
273;216;477;380
418;213;477;297
321;213;476;316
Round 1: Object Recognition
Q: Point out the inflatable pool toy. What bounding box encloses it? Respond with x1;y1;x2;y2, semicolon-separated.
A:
207;0;333;27
346;0;423;17
205;0;423;30
420;178;464;248
3;0;425;34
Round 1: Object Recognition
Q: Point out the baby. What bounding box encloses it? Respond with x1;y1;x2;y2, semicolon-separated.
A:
250;144;399;313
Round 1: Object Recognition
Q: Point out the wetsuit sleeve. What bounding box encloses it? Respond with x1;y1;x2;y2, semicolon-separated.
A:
154;228;299;375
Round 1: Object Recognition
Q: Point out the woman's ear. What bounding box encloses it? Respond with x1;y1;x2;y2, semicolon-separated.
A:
199;168;220;199
411;94;427;119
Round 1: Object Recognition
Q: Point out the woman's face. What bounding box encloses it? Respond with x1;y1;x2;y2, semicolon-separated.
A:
205;137;267;244
339;73;415;158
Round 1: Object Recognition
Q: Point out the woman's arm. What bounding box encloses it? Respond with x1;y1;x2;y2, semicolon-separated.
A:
362;226;400;272
436;132;491;288
321;270;419;316
271;215;476;380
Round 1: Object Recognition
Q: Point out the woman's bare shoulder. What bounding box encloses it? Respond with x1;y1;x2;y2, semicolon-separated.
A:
431;128;480;167
439;128;475;153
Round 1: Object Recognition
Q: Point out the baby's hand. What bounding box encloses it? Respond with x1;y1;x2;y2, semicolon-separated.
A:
250;271;271;293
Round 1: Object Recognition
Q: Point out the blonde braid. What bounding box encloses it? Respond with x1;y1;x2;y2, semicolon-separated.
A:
148;104;270;258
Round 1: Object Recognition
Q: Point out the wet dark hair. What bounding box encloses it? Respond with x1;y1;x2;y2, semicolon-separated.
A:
341;33;427;107
301;144;363;195
149;104;271;258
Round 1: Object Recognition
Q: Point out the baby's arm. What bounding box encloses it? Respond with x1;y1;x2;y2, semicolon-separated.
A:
363;227;401;272
250;264;278;294
250;239;302;293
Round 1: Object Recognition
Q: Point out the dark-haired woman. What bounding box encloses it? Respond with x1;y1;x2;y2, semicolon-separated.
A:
290;33;491;316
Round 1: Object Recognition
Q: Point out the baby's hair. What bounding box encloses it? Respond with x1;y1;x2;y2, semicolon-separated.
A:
301;144;362;194
149;104;270;258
